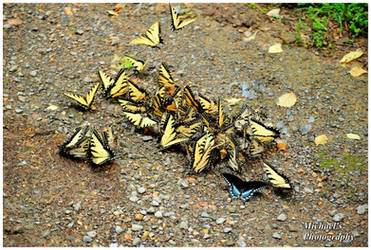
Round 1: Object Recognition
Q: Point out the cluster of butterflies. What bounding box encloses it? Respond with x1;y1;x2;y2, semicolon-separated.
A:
59;125;114;166
60;3;292;202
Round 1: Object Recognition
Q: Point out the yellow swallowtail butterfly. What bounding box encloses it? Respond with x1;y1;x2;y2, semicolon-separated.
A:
169;4;196;30
129;21;162;47
64;82;100;110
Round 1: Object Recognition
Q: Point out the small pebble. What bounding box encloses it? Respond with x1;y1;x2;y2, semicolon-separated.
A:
30;70;37;77
277;214;287;221
130;196;139;202
226;206;237;213
65;209;72;215
352;231;360;237
238;235;247;247
115;225;124;234
135;214;144;221
83;236;92;243
18;96;26;102
288;224;298;232
307;116;315;123
9;65;18;72
178;221;188;230
154;211;163;218
201;212;209;218
333;213;345;222
328;209;337;216
131;224;143;231
111;37;119;46
178;179;189;188
272;232;281;239
75;29;84;35
15;108;23;114
147;207;156;214
356;204;367;215
132;237;141;246
300;124;311;135
18;160;27;166
152;200;160;207
87;231;96;238
216;217;226;224
73;202;81;211
138;187;146;194
84;76;93;83
223;227;232;233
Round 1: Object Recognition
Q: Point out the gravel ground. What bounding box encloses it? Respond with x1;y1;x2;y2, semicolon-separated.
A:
3;3;368;247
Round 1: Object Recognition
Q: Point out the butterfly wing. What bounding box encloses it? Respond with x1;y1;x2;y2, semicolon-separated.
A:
140;117;157;128
240;181;267;202
64;92;88;109
184;86;203;113
125;56;146;72
224;134;240;172
118;99;147;113
199;95;217;114
152;94;164;117
262;162;291;189
169;4;196;30
129;21;161;47
122;112;142;127
218;99;225;128
247;136;265;157
161;113;189;149
60;126;90;160
108;69;129;98
123;111;156;129
176;120;202;138
84;83;100;109
145;21;161;45
60;126;88;150
97;70;115;94
127;81;148;101
90;129;114;165
158;63;175;89
192;128;216;173
67;136;90;159
222;173;266;202
248;118;280;142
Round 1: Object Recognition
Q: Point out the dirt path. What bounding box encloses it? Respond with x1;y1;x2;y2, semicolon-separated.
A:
3;3;367;247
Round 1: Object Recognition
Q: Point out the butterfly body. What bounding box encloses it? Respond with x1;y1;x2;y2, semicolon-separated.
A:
222;173;267;202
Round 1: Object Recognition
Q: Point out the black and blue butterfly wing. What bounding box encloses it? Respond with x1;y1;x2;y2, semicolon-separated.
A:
222;173;266;202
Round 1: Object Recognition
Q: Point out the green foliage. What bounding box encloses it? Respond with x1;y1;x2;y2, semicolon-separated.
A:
318;152;365;173
120;56;134;69
295;3;368;48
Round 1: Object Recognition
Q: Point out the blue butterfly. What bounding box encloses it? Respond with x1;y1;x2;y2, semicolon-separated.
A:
222;173;267;202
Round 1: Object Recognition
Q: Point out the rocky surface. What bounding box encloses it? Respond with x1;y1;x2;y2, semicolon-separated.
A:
3;3;367;247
